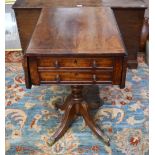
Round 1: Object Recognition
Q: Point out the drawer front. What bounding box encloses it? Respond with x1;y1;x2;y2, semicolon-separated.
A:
37;57;113;69
39;70;113;83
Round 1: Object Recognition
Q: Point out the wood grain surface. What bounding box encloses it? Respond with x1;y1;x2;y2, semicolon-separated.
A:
13;0;147;8
36;57;113;69
13;0;147;68
26;7;125;56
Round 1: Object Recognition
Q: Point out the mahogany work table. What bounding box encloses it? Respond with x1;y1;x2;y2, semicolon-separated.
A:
24;7;127;146
12;0;147;69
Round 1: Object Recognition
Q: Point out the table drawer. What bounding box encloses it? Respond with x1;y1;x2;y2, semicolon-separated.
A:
39;70;113;83
37;57;113;69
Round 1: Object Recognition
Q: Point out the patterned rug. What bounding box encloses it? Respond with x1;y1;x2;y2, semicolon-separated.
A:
5;51;149;155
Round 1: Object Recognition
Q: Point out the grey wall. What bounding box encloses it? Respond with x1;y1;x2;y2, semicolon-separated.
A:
5;4;21;50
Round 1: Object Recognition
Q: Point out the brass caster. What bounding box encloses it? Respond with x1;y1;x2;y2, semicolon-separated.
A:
103;136;110;146
47;137;55;146
105;140;110;146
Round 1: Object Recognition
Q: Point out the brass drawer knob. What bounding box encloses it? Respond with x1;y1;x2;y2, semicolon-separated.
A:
93;74;96;82
55;74;60;83
92;60;97;68
55;60;59;68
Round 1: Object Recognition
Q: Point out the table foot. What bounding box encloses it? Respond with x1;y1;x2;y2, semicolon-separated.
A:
80;101;110;146
47;100;77;146
48;85;110;146
47;137;55;146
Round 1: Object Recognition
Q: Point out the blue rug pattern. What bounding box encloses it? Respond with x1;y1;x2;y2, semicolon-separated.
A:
5;61;149;155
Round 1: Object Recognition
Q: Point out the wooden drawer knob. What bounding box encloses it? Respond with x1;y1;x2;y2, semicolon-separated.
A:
55;60;59;68
55;74;60;83
92;60;97;68
93;74;96;82
74;59;78;64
